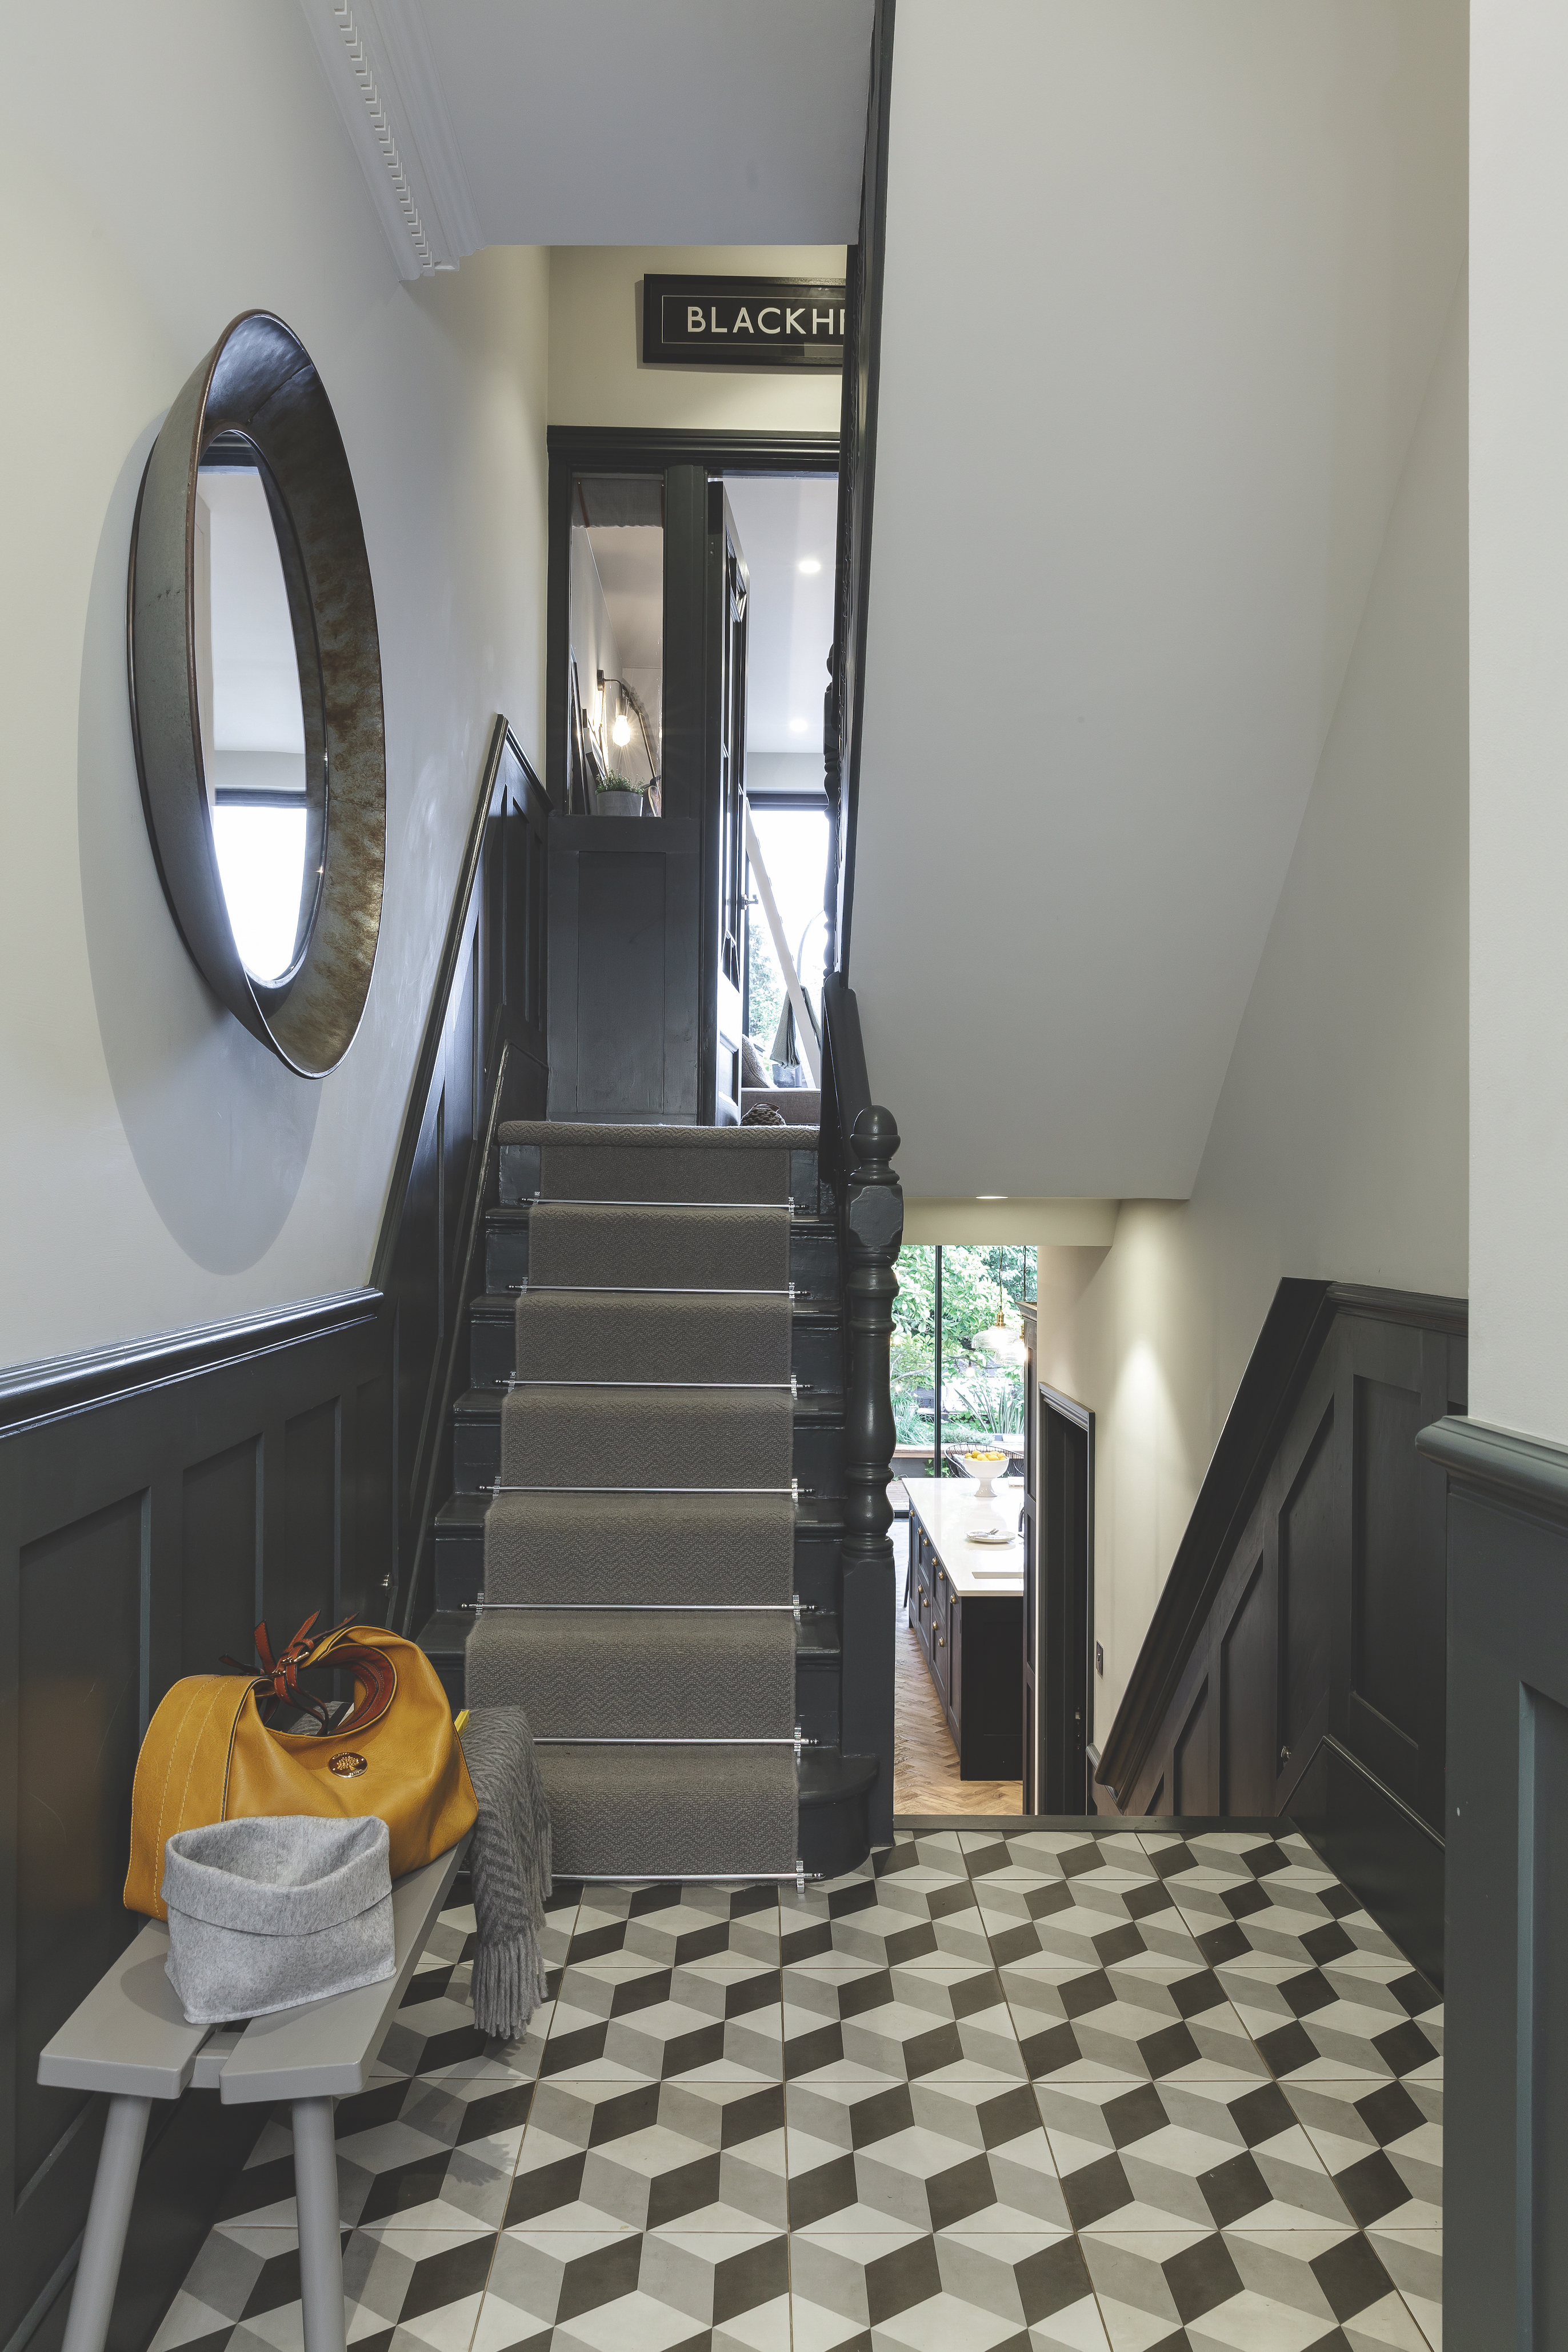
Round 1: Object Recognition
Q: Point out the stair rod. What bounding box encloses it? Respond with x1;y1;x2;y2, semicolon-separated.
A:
464;1601;799;1613
505;1377;800;1394
526;1195;795;1212
490;1481;808;1496
520;1283;795;1298
569;1872;816;1885
531;1735;817;1746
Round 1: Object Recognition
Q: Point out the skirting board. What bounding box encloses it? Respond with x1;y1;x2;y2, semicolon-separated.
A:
1290;1733;1445;1990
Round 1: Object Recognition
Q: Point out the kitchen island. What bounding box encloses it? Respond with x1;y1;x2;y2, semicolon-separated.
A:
905;1475;1024;1783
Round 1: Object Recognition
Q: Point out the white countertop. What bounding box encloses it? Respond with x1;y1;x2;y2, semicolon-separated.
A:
903;1474;1026;1597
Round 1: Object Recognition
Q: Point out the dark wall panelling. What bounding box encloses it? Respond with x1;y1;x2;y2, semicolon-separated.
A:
1098;1285;1465;1981
1414;1416;1568;2339
546;817;699;1127
0;1293;385;2352
0;719;550;2352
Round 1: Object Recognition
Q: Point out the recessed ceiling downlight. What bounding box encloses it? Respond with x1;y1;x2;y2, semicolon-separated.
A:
798;557;822;575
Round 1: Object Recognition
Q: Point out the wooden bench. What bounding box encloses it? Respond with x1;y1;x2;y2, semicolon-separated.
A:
38;1837;471;2352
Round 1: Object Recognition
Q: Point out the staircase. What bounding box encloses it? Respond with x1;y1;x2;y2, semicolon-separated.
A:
418;1117;878;1878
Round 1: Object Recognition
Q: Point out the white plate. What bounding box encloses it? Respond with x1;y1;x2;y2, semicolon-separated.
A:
966;1527;1015;1546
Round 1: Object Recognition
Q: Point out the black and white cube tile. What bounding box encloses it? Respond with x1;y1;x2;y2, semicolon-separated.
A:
150;1827;1443;2352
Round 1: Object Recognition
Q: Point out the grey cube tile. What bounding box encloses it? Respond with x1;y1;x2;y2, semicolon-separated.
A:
790;2227;1111;2352
507;2079;787;2232
782;1874;992;1969
481;2225;790;2351
1284;2079;1443;2231
568;1881;781;1967
786;2077;1069;2233
1003;1966;1267;2086
978;1877;1205;1973
543;1959;782;2082
783;1959;1026;2084
1034;2074;1351;2235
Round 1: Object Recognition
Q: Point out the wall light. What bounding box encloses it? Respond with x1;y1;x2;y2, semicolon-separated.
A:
789;717;808;734
798;557;822;575
611;712;632;747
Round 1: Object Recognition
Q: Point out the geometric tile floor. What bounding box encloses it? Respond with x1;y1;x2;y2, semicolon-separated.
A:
149;1822;1442;2352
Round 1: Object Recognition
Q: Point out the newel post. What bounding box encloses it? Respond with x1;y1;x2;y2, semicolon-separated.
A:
840;1104;902;1846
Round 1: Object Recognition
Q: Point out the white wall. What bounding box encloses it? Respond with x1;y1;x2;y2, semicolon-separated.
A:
848;0;1466;1203
1036;277;1469;1740
549;247;845;431
1470;0;1568;1442
0;7;549;1369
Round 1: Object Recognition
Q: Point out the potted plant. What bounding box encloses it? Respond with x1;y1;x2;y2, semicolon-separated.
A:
596;771;647;818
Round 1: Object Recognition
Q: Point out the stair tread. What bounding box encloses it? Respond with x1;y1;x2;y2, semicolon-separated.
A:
472;1288;841;1325
499;1120;811;1150
484;1203;836;1234
436;1492;491;1527
439;1485;848;1533
417;1610;469;1659
455;1385;845;1421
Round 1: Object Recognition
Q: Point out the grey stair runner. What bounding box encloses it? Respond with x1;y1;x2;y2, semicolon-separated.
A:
468;1123;809;1879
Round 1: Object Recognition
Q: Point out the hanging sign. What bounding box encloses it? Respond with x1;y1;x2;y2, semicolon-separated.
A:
642;275;846;371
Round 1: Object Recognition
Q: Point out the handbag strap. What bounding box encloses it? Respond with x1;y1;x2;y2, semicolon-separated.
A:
301;1622;400;1735
220;1614;399;1735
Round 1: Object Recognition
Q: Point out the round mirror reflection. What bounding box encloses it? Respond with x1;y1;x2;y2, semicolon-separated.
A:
194;435;325;985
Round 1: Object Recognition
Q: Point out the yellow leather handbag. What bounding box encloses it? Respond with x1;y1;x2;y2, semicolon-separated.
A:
125;1614;477;1920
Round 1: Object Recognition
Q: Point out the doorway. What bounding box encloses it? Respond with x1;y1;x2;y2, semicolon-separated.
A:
891;1244;1036;1815
544;430;838;1126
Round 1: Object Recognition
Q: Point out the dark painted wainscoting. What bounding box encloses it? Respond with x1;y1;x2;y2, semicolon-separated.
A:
1097;1282;1465;1987
0;719;547;2352
1416;1415;1568;2347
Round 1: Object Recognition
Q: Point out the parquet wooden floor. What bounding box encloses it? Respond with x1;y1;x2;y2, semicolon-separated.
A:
893;1606;1022;1817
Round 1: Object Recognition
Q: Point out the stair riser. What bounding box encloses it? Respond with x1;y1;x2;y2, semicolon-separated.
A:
797;1782;872;1877
469;1309;844;1394
499;1140;821;1209
435;1521;843;1615
483;1217;840;1298
453;1406;845;1498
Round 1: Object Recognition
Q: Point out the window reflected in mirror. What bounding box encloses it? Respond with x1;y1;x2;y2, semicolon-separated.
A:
193;438;322;982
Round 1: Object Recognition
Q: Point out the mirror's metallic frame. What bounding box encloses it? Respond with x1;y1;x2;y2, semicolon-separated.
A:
127;311;385;1077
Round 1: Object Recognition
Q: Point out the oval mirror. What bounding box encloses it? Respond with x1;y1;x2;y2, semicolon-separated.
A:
129;313;384;1076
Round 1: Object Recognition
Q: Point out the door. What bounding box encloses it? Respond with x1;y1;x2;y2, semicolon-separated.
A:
1031;1384;1093;1812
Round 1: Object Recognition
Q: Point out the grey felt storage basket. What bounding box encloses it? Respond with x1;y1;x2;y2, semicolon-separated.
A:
161;1814;395;2025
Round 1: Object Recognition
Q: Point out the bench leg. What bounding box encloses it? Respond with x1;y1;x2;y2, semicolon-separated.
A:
62;2094;153;2352
293;2097;346;2352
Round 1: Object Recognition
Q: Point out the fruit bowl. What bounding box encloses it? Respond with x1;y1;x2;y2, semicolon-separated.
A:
959;1448;1009;1499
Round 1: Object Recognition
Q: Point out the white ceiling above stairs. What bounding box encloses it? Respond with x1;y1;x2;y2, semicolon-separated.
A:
847;0;1467;1204
297;0;876;277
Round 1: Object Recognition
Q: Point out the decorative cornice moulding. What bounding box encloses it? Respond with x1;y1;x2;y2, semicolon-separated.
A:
298;0;480;281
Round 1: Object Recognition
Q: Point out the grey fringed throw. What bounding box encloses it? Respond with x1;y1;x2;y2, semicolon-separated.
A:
458;1705;553;2042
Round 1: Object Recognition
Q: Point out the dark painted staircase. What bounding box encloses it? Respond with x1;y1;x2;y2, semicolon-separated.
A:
417;1123;878;1877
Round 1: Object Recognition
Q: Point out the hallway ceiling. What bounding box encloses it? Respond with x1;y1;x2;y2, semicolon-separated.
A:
847;0;1467;1203
299;0;875;273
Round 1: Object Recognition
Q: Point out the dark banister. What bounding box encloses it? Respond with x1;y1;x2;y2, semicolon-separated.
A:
823;976;901;1845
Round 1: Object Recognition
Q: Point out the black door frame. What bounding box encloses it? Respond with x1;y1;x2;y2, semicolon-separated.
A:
1030;1381;1094;1813
545;427;841;813
545;429;839;1121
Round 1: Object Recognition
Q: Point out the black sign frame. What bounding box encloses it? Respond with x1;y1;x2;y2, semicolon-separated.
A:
641;275;846;371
